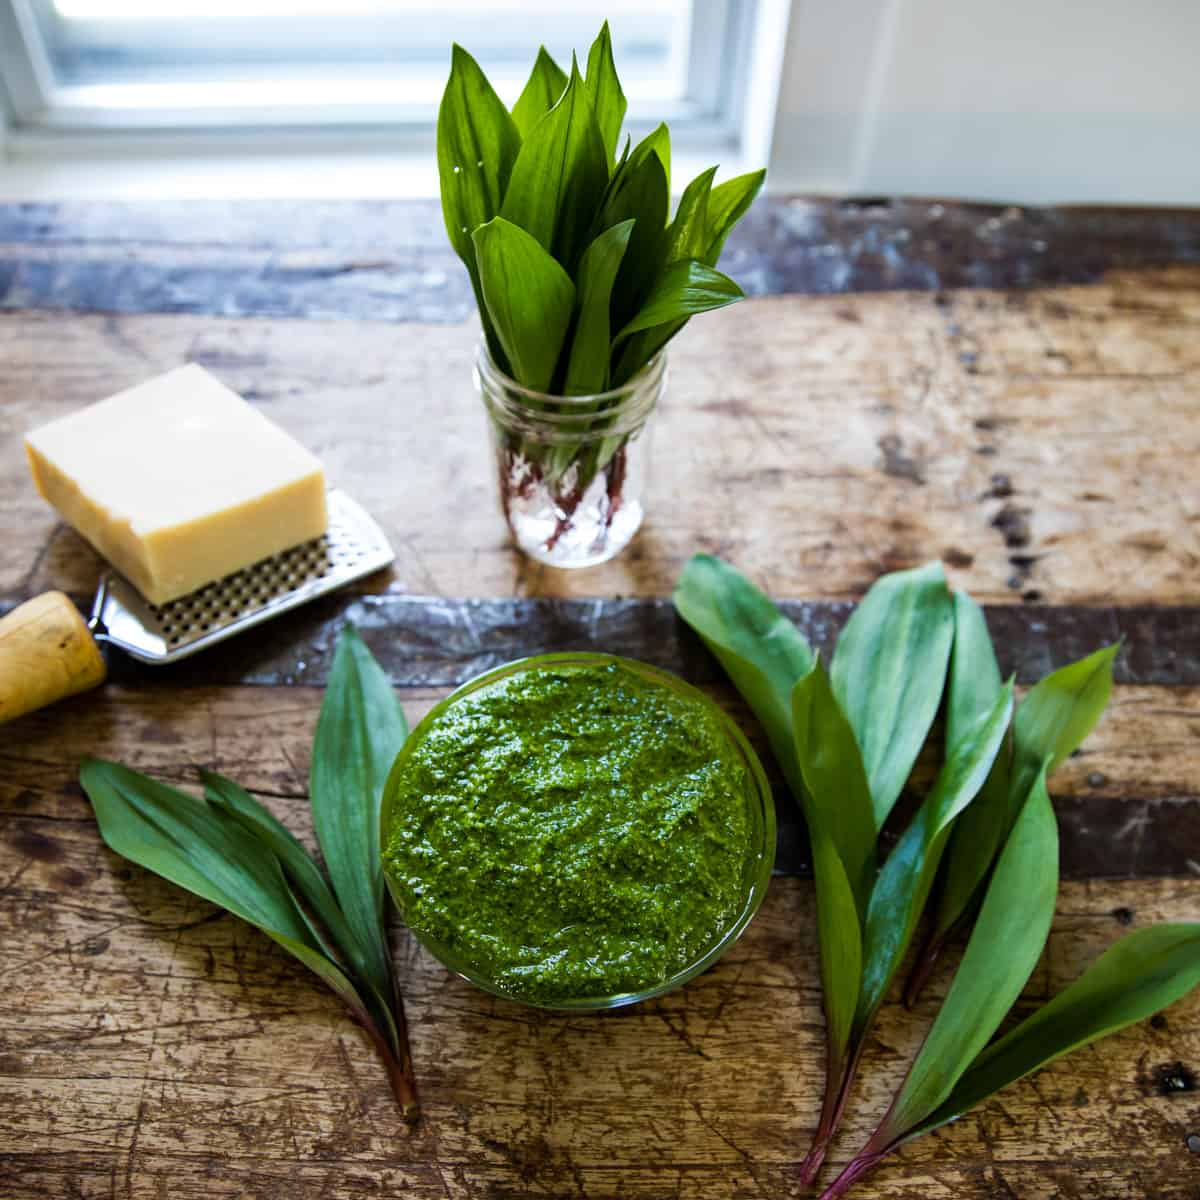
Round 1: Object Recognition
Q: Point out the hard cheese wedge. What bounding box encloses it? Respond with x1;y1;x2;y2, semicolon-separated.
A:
25;363;328;605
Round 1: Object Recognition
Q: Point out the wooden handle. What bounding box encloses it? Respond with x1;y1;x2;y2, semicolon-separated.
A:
0;592;107;724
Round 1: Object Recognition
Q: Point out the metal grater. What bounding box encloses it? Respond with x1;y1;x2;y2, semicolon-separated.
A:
89;490;393;665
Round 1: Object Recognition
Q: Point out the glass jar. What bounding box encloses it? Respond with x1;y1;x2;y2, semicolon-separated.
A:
475;344;665;568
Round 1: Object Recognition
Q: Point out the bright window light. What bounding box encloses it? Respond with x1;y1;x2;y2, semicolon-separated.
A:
54;0;669;16
2;0;751;140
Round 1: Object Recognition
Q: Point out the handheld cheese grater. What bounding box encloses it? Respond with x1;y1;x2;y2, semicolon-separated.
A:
0;490;393;723
91;490;392;664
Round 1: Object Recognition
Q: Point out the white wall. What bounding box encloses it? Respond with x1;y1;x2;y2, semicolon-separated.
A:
768;0;1200;204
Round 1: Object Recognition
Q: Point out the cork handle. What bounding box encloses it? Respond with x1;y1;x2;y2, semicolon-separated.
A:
0;592;107;724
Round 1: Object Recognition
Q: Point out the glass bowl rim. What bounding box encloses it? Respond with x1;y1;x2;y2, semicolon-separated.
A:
380;651;777;1011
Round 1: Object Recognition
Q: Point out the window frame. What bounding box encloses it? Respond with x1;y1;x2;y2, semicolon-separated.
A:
0;0;758;154
0;1;55;123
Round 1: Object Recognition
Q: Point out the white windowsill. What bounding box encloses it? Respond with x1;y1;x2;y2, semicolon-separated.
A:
0;142;751;201
0;146;441;199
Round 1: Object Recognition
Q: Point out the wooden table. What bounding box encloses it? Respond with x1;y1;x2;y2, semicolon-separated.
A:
2;197;1199;1199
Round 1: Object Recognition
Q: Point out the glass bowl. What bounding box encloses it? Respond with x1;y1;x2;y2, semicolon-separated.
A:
380;652;775;1011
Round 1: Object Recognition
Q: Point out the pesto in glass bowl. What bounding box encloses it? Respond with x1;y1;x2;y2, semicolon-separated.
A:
380;653;774;1010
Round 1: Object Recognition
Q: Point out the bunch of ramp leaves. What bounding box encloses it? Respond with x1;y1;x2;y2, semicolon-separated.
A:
674;554;1200;1196
437;22;764;397
80;627;421;1122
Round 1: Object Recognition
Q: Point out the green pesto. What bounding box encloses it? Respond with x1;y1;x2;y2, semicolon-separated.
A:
381;661;757;1005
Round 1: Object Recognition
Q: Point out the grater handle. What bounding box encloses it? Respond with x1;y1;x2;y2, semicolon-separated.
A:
0;592;107;725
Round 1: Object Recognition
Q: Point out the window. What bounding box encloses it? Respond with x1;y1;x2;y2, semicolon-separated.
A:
0;0;756;147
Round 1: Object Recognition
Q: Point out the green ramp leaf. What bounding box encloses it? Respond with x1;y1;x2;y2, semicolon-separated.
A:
563;219;635;394
588;128;669;334
914;923;1200;1137
859;676;1008;1022
943;592;1012;861
500;57;608;269
928;643;1118;984
584;20;627;164
900;592;1011;1010
200;769;367;980
946;590;1005;744
673;554;814;799
639;122;670;192
473;216;576;392
809;827;864;1079
703;169;766;264
799;595;1013;1185
858;681;1013;1026
673;554;871;1192
806;676;1012;1180
83;758;316;944
791;659;877;915
831;561;955;830
437;44;521;362
790;661;876;1025
614;259;743;343
81;757;415;1107
790;663;877;1184
665;166;717;264
1009;642;1119;816
882;764;1058;1141
511;46;567;138
609;165;719;378
310;626;409;1023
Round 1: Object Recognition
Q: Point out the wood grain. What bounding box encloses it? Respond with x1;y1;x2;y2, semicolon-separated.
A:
1;197;1198;321
2;720;1198;1199
3;199;1200;1198
3;676;1199;881
33;595;1194;691
1;638;1197;1189
3;271;1199;605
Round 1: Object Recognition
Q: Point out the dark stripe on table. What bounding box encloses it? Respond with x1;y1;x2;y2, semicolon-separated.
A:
773;792;1200;882
68;594;1200;690
2;198;1198;321
4;591;1196;880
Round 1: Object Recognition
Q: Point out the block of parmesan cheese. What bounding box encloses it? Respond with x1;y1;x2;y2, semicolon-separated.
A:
25;363;328;605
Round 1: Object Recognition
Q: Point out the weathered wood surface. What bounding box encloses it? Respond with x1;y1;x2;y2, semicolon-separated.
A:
5;674;1200;880
2;198;1199;1198
4;609;1198;881
75;595;1200;690
3;271;1199;605
2;198;1198;321
4;685;1200;1199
